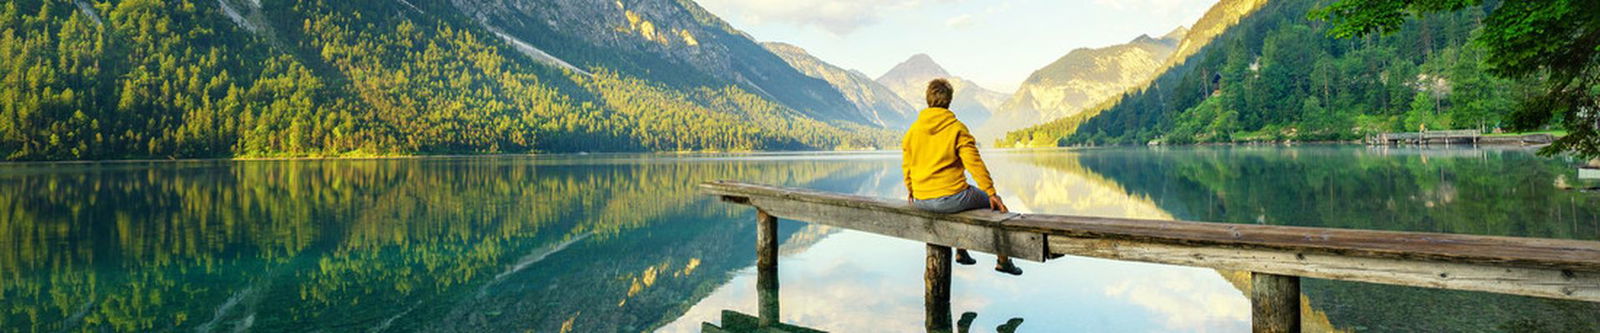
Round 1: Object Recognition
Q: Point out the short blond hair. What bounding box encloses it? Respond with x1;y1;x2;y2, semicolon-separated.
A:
926;79;953;108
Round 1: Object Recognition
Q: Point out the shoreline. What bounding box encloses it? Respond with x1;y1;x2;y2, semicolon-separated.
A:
1042;133;1560;149
1017;140;1551;149
0;133;1564;165
0;148;897;165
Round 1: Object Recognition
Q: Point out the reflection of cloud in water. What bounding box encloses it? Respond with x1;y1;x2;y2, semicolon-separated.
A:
1105;270;1250;332
661;232;933;332
660;230;1251;332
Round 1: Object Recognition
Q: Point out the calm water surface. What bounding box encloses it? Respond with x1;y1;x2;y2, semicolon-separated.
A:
3;146;1598;332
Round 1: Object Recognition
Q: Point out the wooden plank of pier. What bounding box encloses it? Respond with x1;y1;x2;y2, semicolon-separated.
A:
701;181;1600;303
708;182;1047;261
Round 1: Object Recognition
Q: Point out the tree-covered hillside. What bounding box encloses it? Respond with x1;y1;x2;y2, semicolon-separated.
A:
0;0;892;161
1005;0;1538;146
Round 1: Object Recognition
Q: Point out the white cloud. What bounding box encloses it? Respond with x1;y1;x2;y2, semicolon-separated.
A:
696;0;952;35
945;14;974;28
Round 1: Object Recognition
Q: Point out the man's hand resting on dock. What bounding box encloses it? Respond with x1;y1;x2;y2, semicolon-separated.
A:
989;196;1008;213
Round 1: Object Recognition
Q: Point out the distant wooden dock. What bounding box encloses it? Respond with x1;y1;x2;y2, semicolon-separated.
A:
1367;130;1482;145
702;181;1600;332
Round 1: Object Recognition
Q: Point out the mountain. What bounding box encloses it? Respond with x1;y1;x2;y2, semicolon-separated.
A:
1164;0;1272;69
999;0;1272;147
979;28;1185;139
762;42;916;128
875;54;1008;127
1017;0;1513;147
447;0;868;124
0;0;891;161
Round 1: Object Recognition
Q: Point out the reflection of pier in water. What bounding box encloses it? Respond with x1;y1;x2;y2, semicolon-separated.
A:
700;210;1022;333
1366;130;1483;145
1361;145;1538;158
700;211;826;333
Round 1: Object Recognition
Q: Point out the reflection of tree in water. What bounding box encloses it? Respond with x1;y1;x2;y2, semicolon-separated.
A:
1065;146;1600;239
0;157;889;331
1028;146;1600;331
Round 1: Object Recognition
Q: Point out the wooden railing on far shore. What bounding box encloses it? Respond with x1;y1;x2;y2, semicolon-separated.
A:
700;181;1600;332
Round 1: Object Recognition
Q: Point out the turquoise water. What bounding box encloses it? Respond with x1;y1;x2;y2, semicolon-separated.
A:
1;146;1597;332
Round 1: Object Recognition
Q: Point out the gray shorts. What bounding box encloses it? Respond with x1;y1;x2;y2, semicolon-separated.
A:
913;185;991;214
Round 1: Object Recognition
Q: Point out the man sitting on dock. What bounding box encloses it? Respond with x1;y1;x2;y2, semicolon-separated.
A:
901;78;1022;276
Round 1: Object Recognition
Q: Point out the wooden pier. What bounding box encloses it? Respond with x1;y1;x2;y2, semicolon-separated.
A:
701;181;1600;332
1367;130;1481;145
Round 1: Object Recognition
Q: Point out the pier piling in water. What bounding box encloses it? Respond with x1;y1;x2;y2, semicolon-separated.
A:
756;210;779;328
925;244;953;332
1251;273;1301;333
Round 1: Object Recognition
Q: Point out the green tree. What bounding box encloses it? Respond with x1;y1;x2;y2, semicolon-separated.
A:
1446;44;1517;131
1313;0;1600;157
0;0;896;161
1010;0;1494;147
1404;91;1443;131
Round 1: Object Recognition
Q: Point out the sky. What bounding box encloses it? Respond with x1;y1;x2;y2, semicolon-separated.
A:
695;0;1220;93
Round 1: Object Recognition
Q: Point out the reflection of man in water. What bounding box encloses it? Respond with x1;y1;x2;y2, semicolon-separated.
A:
958;312;1024;333
901;78;1022;276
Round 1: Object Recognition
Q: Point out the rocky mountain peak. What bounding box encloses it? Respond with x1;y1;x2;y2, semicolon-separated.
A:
762;42;917;128
1131;34;1158;44
1162;26;1190;41
874;54;1005;126
880;54;952;81
980;29;1185;140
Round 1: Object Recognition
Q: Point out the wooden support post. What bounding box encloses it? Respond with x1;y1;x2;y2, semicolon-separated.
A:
756;210;779;327
757;265;779;328
925;244;953;333
1251;272;1300;333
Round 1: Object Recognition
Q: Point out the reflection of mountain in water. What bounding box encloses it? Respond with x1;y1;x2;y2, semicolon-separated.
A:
1047;146;1600;331
993;151;1341;332
0;155;896;331
986;150;1173;219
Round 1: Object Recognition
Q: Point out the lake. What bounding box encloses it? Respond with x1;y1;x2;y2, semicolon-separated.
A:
2;146;1598;332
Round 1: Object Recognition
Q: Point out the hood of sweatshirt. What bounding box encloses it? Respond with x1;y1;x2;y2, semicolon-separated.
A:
910;108;963;135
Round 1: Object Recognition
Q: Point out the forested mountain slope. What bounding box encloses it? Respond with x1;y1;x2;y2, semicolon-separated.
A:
1163;0;1273;70
0;0;890;161
996;0;1269;147
1005;0;1525;146
446;0;867;124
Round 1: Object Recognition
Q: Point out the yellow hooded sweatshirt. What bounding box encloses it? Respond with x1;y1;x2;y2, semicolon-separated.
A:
902;107;997;200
